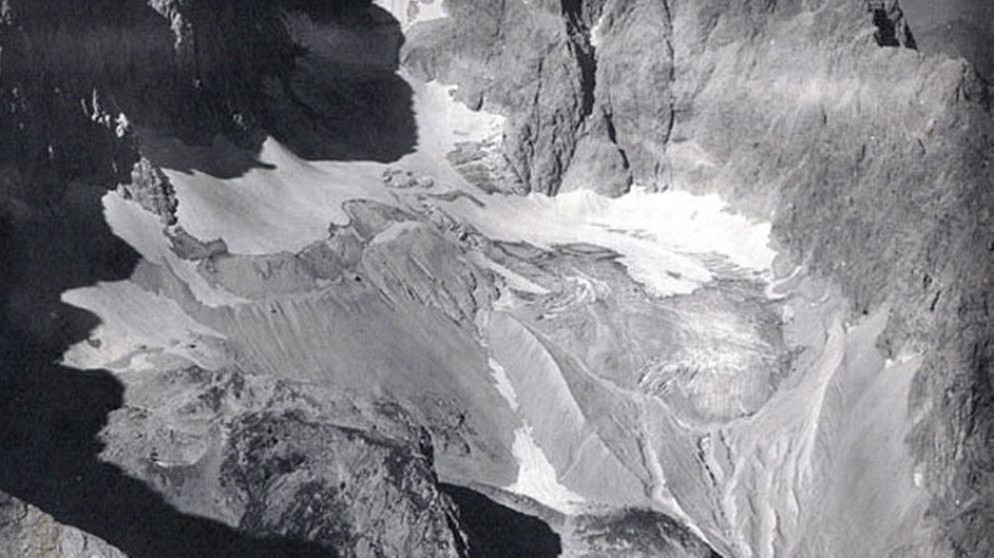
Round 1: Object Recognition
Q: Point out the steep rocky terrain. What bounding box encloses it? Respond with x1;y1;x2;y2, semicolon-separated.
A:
1;0;992;556
915;19;994;82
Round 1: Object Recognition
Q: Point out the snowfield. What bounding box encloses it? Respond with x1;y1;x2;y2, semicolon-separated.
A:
506;425;586;513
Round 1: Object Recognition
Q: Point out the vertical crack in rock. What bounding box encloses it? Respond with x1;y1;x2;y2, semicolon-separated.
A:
561;0;597;122
659;0;677;150
868;0;918;49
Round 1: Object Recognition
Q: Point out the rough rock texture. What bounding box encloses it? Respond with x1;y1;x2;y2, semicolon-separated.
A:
659;4;993;555
0;494;126;558
916;19;994;82
0;0;403;224
98;366;466;557
403;0;603;195
563;509;721;558
402;0;677;195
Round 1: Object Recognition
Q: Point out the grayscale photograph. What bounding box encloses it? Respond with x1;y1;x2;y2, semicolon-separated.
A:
0;0;991;556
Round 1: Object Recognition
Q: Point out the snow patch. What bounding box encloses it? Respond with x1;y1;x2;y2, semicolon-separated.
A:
375;0;448;29
507;424;585;513
486;357;520;410
410;79;505;159
164;75;503;256
590;13;606;49
164;138;391;255
447;187;776;297
885;350;921;369
398;69;776;296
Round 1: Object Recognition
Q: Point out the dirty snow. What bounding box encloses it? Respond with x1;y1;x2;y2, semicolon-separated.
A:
369;221;425;245
61;280;224;371
103;192;246;307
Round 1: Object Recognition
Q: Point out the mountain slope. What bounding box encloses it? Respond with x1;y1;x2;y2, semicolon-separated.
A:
0;0;991;557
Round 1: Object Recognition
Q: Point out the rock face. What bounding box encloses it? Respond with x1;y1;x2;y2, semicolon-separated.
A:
100;367;465;557
653;5;993;555
916;19;994;82
0;494;126;558
403;0;674;195
1;0;993;556
563;509;721;558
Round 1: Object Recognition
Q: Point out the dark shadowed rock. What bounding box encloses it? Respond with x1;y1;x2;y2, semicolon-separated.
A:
441;483;562;558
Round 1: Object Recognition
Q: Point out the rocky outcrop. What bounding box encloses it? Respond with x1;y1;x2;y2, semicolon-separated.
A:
403;0;603;195
916;19;994;82
0;494;126;558
402;0;677;195
868;0;917;48
0;0;408;224
0;2;466;555
564;508;720;558
97;366;466;558
659;4;992;554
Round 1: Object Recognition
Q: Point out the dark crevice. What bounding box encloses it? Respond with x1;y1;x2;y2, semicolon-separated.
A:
562;0;597;122
660;0;678;151
602;109;632;169
869;2;917;49
872;8;901;46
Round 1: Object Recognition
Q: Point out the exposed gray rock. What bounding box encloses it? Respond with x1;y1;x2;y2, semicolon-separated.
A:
0;494;126;558
564;508;720;558
121;157;179;225
559;133;631;196
587;0;675;186
99;366;466;557
402;0;596;195
915;19;994;82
